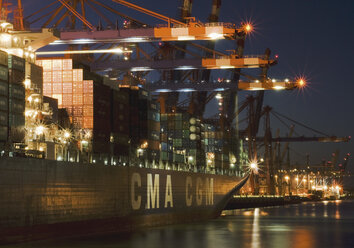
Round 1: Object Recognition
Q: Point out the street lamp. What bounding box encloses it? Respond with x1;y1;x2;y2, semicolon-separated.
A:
249;162;258;174
284;176;290;195
188;156;194;171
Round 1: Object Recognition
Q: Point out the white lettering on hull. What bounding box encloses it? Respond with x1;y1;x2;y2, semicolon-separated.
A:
164;175;173;208
196;177;203;206
130;173;215;210
131;173;141;210
146;174;159;209
186;176;193;207
205;178;214;205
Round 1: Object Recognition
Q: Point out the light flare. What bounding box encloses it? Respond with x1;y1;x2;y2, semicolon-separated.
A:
243;22;253;33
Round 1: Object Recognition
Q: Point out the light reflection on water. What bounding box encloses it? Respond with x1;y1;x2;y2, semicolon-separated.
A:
9;200;354;248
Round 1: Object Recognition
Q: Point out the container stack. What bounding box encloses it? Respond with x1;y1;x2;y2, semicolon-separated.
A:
111;89;130;162
160;112;204;169
203;123;231;173
25;62;43;96
92;83;111;158
0;50;8;143
7;53;25;143
36;58;111;158
120;86;161;165
140;98;160;163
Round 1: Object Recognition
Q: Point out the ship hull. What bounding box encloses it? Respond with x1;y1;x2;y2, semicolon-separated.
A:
0;157;246;244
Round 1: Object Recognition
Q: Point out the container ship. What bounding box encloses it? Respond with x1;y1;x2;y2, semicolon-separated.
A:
0;33;249;243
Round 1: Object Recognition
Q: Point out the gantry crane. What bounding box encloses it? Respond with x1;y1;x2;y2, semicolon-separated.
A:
248;106;351;194
0;0;24;30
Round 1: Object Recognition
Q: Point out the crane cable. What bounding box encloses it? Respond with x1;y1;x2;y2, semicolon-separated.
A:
272;110;330;137
57;0;94;30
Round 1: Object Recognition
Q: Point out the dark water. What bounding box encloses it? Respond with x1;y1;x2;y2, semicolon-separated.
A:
9;200;354;248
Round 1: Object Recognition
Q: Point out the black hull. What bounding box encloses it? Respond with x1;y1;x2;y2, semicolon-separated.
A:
0;157;247;244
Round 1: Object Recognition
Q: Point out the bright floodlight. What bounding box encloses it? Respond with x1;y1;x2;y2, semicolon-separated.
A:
243;23;253;33
249;161;258;174
208;32;223;39
250;162;257;169
35;125;45;135
296;78;306;88
64;131;71;139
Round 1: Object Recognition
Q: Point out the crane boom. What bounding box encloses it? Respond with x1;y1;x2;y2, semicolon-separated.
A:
112;0;185;26
255;136;350;143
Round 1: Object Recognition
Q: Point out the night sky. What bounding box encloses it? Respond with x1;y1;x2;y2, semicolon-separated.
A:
24;0;354;175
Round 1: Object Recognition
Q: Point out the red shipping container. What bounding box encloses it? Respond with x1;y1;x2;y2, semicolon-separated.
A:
73;94;83;105
62;82;72;93
73;82;83;94
62;70;73;82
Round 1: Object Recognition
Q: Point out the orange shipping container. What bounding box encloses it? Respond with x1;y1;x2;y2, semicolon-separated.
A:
83;105;93;116
63;82;72;93
73;94;83;105
83;80;93;93
73;117;83;127
62;94;72;105
43;71;52;82
43;84;52;95
62;59;73;70
73;82;83;94
52;70;63;83
83;117;93;129
40;60;52;71
52;59;63;71
73;106;83;116
73;69;83;82
84;93;93;105
52;83;62;94
62;70;73;82
35;60;42;67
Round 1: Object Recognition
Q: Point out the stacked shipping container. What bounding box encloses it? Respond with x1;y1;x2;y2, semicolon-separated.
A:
111;89;130;160
0;51;26;144
0;51;8;142
36;58;111;156
120;86;160;164
203;123;231;172
160;112;204;169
